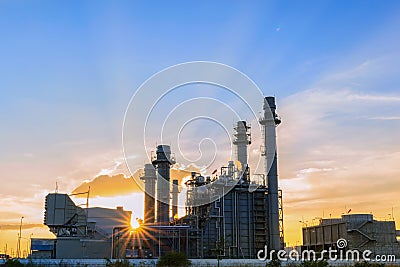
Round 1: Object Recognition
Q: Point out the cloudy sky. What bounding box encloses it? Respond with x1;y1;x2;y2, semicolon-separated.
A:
1;0;400;254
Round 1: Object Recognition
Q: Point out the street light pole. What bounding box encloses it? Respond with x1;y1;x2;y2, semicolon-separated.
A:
29;233;33;256
17;216;24;258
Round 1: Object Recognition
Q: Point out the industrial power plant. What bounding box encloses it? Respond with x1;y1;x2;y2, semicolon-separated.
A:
27;95;400;263
29;96;283;260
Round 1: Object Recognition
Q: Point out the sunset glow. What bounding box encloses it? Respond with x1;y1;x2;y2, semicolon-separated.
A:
1;0;400;258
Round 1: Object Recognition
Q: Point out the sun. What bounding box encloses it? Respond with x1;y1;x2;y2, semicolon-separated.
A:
130;216;141;229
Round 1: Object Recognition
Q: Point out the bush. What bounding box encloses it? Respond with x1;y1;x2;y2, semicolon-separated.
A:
105;259;131;267
266;258;281;267
286;262;300;267
354;261;385;267
3;259;24;267
157;251;191;267
300;260;328;267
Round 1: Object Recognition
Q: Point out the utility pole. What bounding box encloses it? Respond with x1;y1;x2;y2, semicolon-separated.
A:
17;216;24;258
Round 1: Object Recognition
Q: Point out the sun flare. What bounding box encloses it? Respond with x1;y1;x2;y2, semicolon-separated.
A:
130;216;141;229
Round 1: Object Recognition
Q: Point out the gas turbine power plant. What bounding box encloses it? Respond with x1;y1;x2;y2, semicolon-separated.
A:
33;96;284;259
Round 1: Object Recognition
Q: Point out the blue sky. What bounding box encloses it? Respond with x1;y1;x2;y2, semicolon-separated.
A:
1;0;400;250
1;0;399;160
2;1;399;100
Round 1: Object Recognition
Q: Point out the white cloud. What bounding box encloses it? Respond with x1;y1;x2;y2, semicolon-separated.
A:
346;93;400;102
368;116;400;120
278;54;400;243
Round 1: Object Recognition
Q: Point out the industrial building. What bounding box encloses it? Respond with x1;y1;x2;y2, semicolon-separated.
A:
32;96;284;259
302;214;400;257
31;194;131;259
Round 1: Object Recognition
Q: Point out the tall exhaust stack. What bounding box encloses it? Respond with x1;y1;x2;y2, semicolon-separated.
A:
140;164;157;224
260;96;281;251
233;121;251;174
153;145;175;224
171;179;179;219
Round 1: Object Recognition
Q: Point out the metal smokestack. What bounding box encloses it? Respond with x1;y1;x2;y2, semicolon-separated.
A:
260;96;281;251
171;179;179;219
140;164;157;224
233;121;251;173
152;145;175;224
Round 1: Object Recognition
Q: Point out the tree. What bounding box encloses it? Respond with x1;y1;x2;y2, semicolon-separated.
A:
157;251;191;267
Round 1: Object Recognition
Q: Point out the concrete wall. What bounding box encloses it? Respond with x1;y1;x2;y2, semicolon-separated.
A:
86;207;132;236
55;238;111;259
302;222;347;246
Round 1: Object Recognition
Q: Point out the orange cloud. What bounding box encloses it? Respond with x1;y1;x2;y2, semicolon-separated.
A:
71;165;200;198
71;173;142;197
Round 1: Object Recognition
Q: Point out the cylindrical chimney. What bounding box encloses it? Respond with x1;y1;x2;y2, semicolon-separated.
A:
260;96;281;251
152;145;175;224
171;179;179;220
140;164;157;224
233;120;251;172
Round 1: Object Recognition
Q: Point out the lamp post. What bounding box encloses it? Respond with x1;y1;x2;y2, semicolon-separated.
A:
18;236;29;258
17;216;24;258
29;233;33;256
